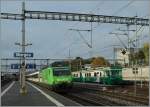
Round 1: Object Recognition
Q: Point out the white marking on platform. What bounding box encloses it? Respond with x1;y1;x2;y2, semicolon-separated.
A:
1;81;15;96
27;82;65;107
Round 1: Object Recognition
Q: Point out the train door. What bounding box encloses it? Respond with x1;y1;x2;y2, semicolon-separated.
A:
94;71;100;83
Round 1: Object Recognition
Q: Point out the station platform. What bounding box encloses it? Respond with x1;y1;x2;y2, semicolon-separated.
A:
1;81;81;106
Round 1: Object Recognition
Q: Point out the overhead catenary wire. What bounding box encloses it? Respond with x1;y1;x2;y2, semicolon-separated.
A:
93;0;135;30
53;1;105;57
74;44;121;58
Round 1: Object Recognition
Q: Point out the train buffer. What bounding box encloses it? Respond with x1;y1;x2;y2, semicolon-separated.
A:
1;81;81;106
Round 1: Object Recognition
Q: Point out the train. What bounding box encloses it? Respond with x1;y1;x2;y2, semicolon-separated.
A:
72;66;123;85
72;65;149;85
27;66;73;91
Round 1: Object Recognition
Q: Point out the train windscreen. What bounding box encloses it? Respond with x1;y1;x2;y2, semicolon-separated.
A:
53;68;71;76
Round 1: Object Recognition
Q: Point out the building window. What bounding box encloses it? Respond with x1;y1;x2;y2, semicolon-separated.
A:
133;67;138;74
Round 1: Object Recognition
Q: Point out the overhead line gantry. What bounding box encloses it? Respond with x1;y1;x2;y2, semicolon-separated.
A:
1;10;149;26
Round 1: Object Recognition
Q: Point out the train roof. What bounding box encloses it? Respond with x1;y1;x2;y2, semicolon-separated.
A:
26;71;39;77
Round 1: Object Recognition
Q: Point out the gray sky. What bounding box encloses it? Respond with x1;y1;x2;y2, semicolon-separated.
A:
1;0;149;60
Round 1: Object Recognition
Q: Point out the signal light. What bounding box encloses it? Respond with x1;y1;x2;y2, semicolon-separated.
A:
121;49;126;55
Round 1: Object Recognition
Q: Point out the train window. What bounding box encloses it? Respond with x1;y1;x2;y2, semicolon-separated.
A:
89;73;91;77
94;72;96;77
53;69;71;76
100;72;101;77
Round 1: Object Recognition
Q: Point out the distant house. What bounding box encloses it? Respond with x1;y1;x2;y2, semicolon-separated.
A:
84;64;92;70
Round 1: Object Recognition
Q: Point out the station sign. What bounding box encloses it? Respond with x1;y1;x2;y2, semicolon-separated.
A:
11;64;21;69
11;63;36;69
26;64;36;69
14;52;34;58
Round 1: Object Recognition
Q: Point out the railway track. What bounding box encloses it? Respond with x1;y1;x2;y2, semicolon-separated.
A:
73;83;149;106
28;81;149;106
62;91;124;106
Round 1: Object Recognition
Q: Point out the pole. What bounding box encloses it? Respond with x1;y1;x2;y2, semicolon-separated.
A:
19;58;21;85
90;22;93;57
148;16;150;105
134;61;137;96
79;59;82;82
134;15;137;96
113;47;115;65
5;59;7;74
20;1;27;94
127;24;130;66
69;48;71;72
0;59;2;75
135;15;138;52
140;65;143;88
127;25;130;49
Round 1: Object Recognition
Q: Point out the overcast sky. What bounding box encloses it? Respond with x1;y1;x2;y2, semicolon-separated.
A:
0;0;149;60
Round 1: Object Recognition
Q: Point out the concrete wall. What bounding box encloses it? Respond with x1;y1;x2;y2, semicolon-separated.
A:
122;66;149;81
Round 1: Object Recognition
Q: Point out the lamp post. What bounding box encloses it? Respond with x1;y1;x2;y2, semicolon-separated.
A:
15;42;32;94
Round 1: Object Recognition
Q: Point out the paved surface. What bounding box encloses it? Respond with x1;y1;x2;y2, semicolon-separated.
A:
1;81;13;92
32;83;81;106
1;81;56;106
1;81;81;106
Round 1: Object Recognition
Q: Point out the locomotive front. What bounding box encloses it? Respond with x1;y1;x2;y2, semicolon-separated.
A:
52;67;73;90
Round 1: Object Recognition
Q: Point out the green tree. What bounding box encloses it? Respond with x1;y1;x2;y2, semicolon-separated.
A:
142;43;149;65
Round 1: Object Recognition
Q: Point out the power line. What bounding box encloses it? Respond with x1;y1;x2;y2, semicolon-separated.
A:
112;0;136;16
74;43;121;58
53;1;106;57
93;0;135;30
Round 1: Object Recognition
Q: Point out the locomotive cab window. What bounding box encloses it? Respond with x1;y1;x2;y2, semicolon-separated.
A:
53;68;71;76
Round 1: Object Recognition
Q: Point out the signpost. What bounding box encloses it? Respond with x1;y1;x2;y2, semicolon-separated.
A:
11;63;36;69
11;64;21;69
14;52;33;58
